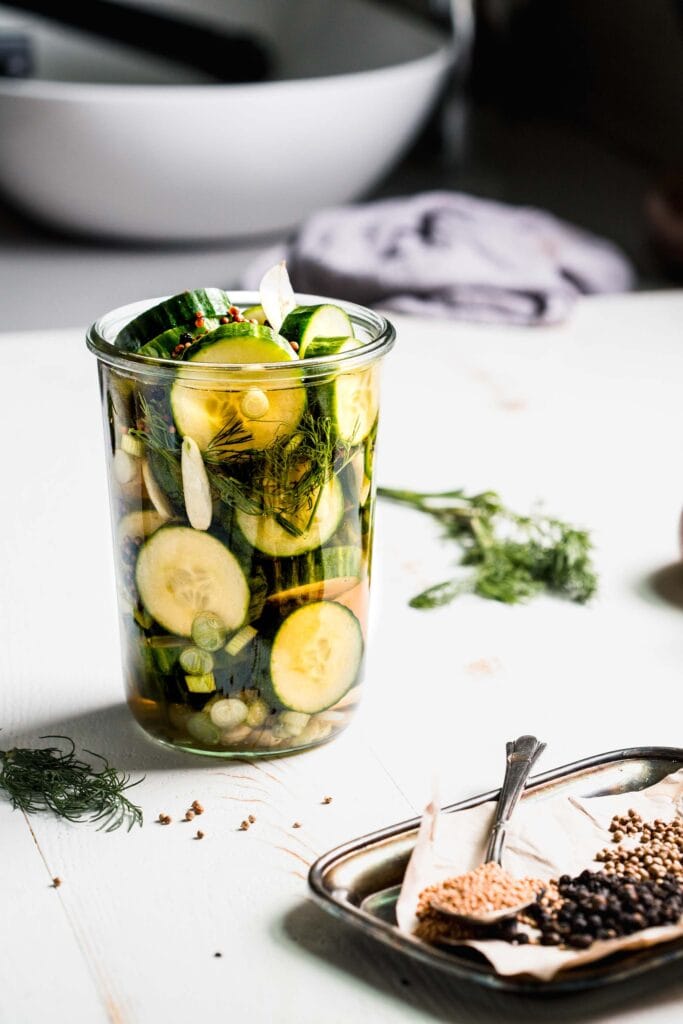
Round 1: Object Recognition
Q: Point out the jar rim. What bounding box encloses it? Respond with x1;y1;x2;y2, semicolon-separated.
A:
86;290;396;382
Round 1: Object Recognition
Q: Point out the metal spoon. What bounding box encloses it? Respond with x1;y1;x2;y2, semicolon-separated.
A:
430;734;546;926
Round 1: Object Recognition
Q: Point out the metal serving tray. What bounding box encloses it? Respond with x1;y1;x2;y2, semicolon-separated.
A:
308;747;683;994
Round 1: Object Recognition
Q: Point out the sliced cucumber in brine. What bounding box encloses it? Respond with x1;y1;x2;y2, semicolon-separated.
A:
137;322;219;359
117;509;167;546
117;289;232;352
364;420;377;479
170;323;305;452
302;336;378;444
270;601;363;713
268;546;361;603
135;526;249;638
241;304;268;325
182;322;296;362
342;450;372;509
280;304;352;357
236;475;343;558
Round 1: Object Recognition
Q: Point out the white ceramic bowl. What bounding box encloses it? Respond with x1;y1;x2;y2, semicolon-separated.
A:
0;0;451;241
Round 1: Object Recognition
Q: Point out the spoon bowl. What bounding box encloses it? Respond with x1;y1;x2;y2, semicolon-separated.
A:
430;735;546;927
429;892;537;926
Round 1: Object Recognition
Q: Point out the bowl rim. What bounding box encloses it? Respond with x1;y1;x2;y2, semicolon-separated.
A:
0;30;453;98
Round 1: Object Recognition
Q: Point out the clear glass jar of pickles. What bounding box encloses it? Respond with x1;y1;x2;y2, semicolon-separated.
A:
86;284;395;757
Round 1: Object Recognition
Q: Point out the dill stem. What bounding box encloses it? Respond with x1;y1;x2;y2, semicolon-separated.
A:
377;486;478;520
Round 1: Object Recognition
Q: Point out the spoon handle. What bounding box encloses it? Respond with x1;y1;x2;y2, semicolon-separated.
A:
484;735;546;866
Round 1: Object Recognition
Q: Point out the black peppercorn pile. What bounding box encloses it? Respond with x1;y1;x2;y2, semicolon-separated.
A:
526;869;683;949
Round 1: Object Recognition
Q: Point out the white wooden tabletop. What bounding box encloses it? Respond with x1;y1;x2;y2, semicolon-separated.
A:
2;291;683;1024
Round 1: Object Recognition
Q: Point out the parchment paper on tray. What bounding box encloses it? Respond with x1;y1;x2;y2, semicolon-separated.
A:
396;770;683;981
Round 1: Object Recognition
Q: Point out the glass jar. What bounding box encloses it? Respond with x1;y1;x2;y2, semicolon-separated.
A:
86;292;395;757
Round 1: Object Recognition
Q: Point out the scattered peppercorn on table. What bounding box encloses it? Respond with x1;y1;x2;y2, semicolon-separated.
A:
2;291;683;1024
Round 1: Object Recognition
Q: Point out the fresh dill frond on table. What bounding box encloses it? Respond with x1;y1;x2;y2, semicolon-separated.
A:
0;737;143;831
377;486;598;608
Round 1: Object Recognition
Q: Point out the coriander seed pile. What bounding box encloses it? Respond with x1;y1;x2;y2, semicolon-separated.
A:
420;863;542;918
595;810;683;882
415;864;542;945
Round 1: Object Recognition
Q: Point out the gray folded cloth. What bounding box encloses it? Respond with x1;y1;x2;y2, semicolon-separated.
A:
243;191;634;325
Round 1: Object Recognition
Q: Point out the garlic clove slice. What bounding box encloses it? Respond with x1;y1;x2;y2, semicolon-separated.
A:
181;436;212;531
258;260;296;334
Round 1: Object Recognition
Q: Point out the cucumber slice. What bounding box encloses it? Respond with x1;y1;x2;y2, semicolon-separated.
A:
343;450;365;504
117;509;166;546
342;451;372;509
270;601;363;713
364;421;377;478
183;322;297;362
280;304;353;357
117;289;233;352
137;322;219;360
236;476;343;557
268;546;361;603
302;336;378;444
170;323;305;453
241;304;268;325
135;526;249;637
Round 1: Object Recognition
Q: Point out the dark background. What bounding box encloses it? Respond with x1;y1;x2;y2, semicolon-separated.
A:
378;0;683;285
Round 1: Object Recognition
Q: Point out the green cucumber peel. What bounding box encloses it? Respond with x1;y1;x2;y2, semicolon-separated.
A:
117;289;233;352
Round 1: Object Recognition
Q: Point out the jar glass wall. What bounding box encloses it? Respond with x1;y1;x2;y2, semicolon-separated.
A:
87;292;395;757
